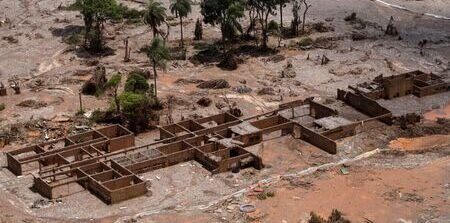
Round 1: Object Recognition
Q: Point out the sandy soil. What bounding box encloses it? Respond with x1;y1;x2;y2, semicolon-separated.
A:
248;157;450;223
424;103;450;121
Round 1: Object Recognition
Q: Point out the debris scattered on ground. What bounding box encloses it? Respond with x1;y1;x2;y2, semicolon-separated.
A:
197;79;230;89
31;199;50;209
81;65;107;95
2;35;18;43
239;204;256;213
233;85;253;94
309;209;351;223
280;61;296;78
218;53;242;71
228;107;243;117
340;166;350;175
175;78;205;85
267;54;286;63
257;87;276;95
351;31;369;41
197;97;212;107
16;99;47;109
311;22;335;33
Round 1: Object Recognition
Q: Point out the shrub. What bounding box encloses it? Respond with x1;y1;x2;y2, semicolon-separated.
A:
124;73;150;93
298;37;313;47
268;20;279;32
119;92;158;133
0;103;5;111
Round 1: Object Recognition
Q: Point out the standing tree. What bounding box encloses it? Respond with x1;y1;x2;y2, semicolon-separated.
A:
170;0;192;47
249;0;278;48
301;0;311;33
201;0;245;47
291;0;301;36
146;37;170;98
277;0;289;29
194;18;203;40
78;0;120;51
245;0;258;38
144;0;167;38
105;73;122;113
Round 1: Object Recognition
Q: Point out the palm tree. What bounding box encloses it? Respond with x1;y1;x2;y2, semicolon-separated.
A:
170;0;192;47
146;38;170;98
144;0;167;38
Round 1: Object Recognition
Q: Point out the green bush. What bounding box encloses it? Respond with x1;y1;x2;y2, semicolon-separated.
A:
119;92;158;133
124;73;149;93
298;37;313;47
0;103;5;111
268;20;279;32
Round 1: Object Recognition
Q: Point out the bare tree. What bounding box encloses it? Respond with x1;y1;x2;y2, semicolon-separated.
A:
301;0;312;33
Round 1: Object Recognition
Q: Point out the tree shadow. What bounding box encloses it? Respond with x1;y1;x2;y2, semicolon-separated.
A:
50;25;116;58
50;25;84;38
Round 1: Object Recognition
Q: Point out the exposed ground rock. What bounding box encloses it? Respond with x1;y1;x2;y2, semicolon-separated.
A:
197;79;230;89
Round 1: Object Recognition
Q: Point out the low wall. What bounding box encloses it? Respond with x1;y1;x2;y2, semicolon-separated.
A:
299;125;337;154
338;89;392;124
309;101;338;119
414;83;448;97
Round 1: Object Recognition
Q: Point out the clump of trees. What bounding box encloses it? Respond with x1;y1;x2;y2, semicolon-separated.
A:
72;0;314;53
248;0;278;48
77;0;120;51
70;0;145;51
201;0;245;48
93;71;162;133
291;0;312;36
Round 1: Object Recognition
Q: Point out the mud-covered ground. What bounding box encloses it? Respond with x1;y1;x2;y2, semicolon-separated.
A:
0;0;449;222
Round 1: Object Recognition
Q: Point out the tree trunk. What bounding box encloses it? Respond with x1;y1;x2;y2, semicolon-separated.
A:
221;23;226;53
302;3;310;34
114;88;120;113
153;59;158;98
153;27;157;38
302;11;306;33
280;3;283;28
180;16;184;47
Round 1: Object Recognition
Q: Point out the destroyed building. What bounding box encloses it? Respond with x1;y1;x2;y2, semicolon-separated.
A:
6;98;385;204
